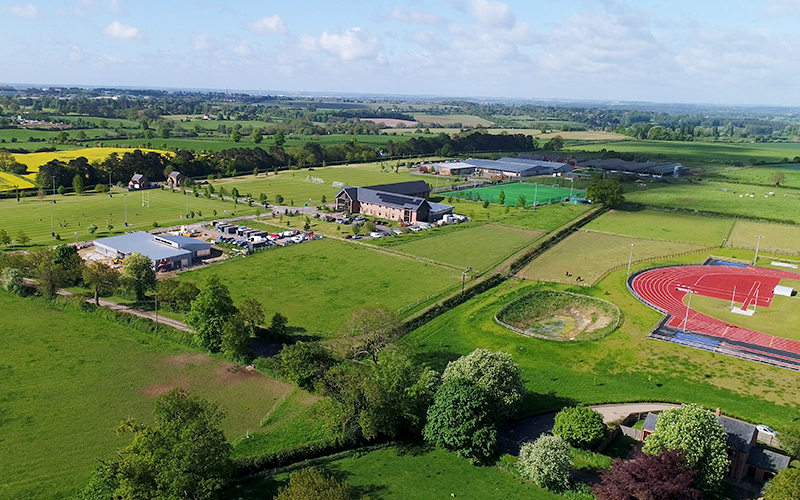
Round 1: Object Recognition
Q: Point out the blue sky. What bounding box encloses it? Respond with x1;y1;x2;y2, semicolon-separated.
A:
2;0;799;106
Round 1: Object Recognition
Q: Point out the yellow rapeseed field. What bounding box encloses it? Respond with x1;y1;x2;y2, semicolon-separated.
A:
14;147;172;174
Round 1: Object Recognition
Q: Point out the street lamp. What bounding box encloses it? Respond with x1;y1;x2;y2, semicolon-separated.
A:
627;243;635;276
753;235;764;266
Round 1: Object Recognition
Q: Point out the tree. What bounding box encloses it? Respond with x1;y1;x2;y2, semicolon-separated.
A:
240;298;265;335
778;426;800;458
83;389;232;500
518;435;572;492
156;279;200;312
82;261;119;305
275;194;284;205
423;378;498;463
0;150;14;171
280;341;335;390
515;194;527;208
269;312;289;339
0;229;10;246
275;467;352;500
483;200;489;208
545;135;565;151
119;252;155;302
593;450;703;500
0;267;24;294
221;313;251;363
231;187;240;201
498;189;506;205
251;128;263;144
553;406;608;449
642;404;729;494
72;174;85;195
230;130;241;143
337;306;402;363
321;195;327;204
772;171;786;187
87;224;98;235
763;467;800;500
186;274;238;352
16;231;30;246
53;244;84;286
274;130;286;146
586;177;625;207
441;348;525;420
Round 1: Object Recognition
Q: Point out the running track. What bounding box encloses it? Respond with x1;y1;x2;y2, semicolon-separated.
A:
630;264;800;358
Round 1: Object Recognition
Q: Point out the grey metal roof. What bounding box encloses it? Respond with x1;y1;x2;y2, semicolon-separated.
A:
428;202;454;214
643;412;658;432
463;158;570;174
168;171;182;178
357;188;427;211
718;415;756;452
131;173;146;181
747;447;791;472
362;180;430;196
155;234;211;252
94;232;191;262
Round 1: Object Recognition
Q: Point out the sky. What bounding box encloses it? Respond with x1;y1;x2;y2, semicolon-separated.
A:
1;0;800;106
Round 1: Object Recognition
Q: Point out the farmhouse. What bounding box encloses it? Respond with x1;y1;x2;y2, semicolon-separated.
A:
166;171;185;187
128;173;148;190
335;181;453;224
93;231;210;270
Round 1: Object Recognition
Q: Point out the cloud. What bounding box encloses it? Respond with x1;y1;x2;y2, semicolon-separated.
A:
193;33;219;51
102;21;143;40
470;0;515;29
316;27;382;60
6;3;39;18
766;0;800;15
246;14;288;35
387;6;443;25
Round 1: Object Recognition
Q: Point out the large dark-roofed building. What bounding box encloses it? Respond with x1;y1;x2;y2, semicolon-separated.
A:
460;157;572;178
361;180;431;199
336;182;452;224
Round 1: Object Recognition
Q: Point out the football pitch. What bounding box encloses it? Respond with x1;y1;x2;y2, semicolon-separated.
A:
442;182;584;207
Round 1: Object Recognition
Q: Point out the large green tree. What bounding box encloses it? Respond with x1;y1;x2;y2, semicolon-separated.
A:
280;341;335;391
83;389;232;500
586;177;625;207
441;348;525;420
221;312;251;363
337;306;402;363
518;435;572;492
82;261;119;305
186;274;238;352
120;252;155;301
553;406;608;450
642;404;729;494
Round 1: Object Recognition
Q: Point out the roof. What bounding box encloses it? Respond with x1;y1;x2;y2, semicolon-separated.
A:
362;180;431;196
94;232;191;262
428;201;454;214
155;234;211;251
131;173;146;181
747;447;791;472
462;158;570;175
643;412;659;432
168;171;183;178
357;188;427;211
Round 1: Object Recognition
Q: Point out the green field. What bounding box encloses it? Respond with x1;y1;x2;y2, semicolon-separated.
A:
727;220;800;255
226;446;561;500
435;199;593;233
443;182;584;207
625;180;800;223
689;292;800;342
0;293;299;500
584;209;734;246
518;231;706;285
710;165;800;189
0;187;237;246
412;113;495;127
387;224;542;273
177;238;462;337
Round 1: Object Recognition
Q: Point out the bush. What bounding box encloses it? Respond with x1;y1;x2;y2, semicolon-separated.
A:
518;435;572;492
553;406;608;449
763;467;800;500
0;267;24;294
593;450;702;500
275;467;352;500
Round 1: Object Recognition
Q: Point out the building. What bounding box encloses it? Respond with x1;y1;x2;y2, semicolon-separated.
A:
577;158;688;178
93;231;210;270
166;171;185;187
128;173;148;190
335;181;452;224
421;161;476;176
460;158;572;178
641;411;789;484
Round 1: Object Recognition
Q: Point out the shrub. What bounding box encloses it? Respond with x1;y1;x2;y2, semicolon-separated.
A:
763;467;800;500
553;406;608;449
0;267;24;294
518;435;572;492
594;450;702;500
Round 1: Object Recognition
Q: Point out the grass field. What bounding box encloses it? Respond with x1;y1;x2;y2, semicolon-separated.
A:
412;113;495;127
386;224;543;272
689;292;800;342
710;165;800;189
625;180;800;224
0;187;236;246
0;292;300;500
442;182;585;207
727;220;800;255
177;238;462;337
584;209;734;246
225;446;561;500
518;232;706;285
433;199;592;232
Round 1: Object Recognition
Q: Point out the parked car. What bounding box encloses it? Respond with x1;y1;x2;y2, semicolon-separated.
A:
391;228;403;235
370;232;382;238
757;425;777;436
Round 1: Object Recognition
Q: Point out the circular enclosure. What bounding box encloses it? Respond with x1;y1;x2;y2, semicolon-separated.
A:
495;291;620;341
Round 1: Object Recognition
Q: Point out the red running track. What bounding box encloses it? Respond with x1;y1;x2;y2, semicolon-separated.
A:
631;265;800;355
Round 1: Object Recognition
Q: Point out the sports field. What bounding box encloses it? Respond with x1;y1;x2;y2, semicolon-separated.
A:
584;209;734;246
727;220;800;256
518;231;706;285
0;188;235;246
442;182;584;207
0;293;298;500
178;238;462;337
437;199;593;232
689;294;800;342
387;224;543;272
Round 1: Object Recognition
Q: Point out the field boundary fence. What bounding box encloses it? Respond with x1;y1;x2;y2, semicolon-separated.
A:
582;228;721;247
591;246;719;287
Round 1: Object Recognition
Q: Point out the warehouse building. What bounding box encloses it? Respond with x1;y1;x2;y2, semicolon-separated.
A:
93;232;210;270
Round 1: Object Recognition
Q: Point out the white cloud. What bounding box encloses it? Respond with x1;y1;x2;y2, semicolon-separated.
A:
193;33;218;51
6;3;39;18
387;6;443;25
102;21;143;40
246;14;288;35
470;0;515;29
316;27;382;60
766;0;800;15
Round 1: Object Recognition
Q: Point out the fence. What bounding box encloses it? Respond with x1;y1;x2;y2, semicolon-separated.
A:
590;246;719;287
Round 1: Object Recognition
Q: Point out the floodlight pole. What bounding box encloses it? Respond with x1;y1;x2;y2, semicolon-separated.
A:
154;291;158;331
682;290;693;332
534;183;538;209
124;193;128;226
753;235;764;266
627;243;635;276
570;177;574;199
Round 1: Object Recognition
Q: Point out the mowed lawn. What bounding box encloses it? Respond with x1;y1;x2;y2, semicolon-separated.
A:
518;232;705;285
178;238;462;337
0;188;237;246
388;224;543;272
442;183;583;207
226;446;561;500
0;293;297;500
441;199;593;232
584;209;734;246
689;293;800;342
625;181;800;223
727;220;800;255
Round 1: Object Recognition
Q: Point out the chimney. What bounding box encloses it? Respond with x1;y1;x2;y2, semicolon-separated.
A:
715;408;721;417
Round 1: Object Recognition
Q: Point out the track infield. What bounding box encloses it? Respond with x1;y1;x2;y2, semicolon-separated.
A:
630;262;800;370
